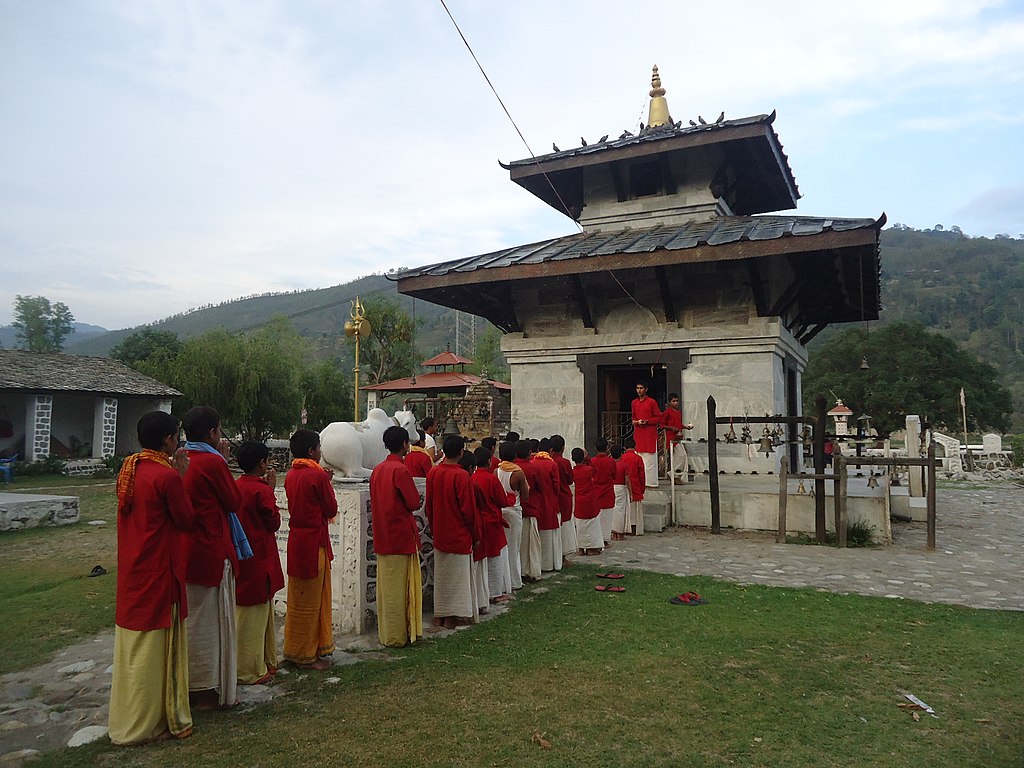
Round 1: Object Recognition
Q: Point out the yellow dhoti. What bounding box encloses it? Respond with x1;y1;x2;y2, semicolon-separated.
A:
376;553;423;647
108;603;191;745
235;601;278;683
283;547;335;664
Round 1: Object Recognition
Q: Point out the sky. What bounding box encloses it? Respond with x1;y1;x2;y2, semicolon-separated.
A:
2;1;1023;330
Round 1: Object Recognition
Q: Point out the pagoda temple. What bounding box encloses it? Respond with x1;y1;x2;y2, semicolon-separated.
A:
393;66;882;467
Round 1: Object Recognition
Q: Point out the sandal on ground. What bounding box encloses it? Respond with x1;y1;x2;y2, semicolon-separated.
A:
595;584;626;592
669;592;707;605
596;572;625;580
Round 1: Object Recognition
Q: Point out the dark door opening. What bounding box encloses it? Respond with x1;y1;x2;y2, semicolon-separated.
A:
597;364;668;447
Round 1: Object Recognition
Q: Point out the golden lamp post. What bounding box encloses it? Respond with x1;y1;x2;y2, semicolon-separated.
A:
344;297;372;421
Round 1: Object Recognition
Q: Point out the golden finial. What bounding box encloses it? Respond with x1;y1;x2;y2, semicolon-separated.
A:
646;64;672;129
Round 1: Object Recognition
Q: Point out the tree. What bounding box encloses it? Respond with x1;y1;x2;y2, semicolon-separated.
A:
110;328;183;380
346;297;418;385
12;295;75;352
803;323;1013;435
171;316;306;441
299;361;353;430
467;324;509;382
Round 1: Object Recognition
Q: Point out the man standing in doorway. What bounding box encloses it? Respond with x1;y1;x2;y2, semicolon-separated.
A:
631;381;661;489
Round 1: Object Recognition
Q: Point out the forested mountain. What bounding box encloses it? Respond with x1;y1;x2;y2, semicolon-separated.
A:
67;273;466;369
810;226;1024;430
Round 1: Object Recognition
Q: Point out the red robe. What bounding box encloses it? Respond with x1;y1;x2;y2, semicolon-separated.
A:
284;463;338;579
590;453;616;510
621;449;646;501
516;457;542;520
235;475;284;606
183;450;242;586
552;453;574;524
572;464;599;520
471;469;513;559
531;455;561;531
489;455;500;472
425;462;479;555
631;396;662;453
370;454;422;555
116;459;195;631
404;447;433;479
662;407;684;443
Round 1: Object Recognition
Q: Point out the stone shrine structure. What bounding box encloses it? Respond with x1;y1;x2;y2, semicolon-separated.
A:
394;66;883;476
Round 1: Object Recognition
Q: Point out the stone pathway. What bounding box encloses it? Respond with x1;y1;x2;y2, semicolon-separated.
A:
1;483;1022;763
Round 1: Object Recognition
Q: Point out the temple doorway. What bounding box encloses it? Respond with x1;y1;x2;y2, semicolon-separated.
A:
597;364;668;447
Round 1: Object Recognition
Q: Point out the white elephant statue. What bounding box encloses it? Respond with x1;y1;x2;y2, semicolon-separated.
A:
319;409;418;478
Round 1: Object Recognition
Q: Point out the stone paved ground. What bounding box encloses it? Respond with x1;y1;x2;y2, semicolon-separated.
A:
592;482;1024;611
1;483;1021;763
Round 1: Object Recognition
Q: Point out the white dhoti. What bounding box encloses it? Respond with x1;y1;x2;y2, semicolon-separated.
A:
611;485;628;533
185;559;237;707
599;506;614;542
670;441;689;484
560;518;577;555
486;548;512;599
433;551;477;621
501;507;523;589
640;451;658;488
539;527;562;572
574;516;604;550
520;517;542;581
630;500;645;535
473;557;489;613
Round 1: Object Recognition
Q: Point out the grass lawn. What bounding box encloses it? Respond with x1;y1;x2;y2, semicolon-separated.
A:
4;478;1022;767
0;477;118;674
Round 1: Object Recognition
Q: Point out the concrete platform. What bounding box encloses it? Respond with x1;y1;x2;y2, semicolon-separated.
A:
668;472;892;544
0;492;80;532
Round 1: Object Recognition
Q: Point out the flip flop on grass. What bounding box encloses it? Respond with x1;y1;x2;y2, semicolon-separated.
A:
595;585;626;593
669;592;707;605
596;572;625;580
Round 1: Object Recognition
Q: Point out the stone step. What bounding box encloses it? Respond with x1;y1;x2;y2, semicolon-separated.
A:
644;499;670;533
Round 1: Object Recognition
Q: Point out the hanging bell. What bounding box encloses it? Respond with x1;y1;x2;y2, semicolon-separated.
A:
741;425;753;444
758;427;774;456
725;423;737;443
797;479;807;494
866;473;879;489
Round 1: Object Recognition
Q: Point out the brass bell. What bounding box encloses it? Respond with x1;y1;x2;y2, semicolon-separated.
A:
741;425;753;444
758;427;774;456
797;479;806;494
724;423;738;443
866;473;879;489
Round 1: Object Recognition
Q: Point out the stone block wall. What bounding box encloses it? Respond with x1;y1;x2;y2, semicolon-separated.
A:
0;493;80;531
26;395;52;462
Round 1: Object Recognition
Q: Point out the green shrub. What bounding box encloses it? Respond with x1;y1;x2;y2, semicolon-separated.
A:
14;455;68;477
1006;434;1024;467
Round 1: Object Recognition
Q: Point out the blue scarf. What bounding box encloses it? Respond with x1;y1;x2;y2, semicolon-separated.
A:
185;441;254;561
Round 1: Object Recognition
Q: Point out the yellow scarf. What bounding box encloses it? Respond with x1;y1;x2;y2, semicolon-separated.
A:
498;460;519;473
534;451;553;461
291;458;328;473
410;445;428;454
117;449;173;515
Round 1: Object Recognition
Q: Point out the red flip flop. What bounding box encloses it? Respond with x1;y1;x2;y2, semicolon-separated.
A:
595;585;626;592
596;572;625;580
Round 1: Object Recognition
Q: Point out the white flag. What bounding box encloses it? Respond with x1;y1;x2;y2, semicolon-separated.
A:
959;387;965;407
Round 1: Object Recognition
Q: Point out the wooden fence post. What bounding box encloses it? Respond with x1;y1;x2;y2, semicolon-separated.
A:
777;454;788;544
814;394;827;543
707;395;721;534
926;443;937;550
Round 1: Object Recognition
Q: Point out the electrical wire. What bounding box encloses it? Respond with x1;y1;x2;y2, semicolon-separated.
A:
438;0;584;233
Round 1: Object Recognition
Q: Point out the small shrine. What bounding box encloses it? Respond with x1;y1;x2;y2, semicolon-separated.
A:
394;66;882;474
362;346;510;440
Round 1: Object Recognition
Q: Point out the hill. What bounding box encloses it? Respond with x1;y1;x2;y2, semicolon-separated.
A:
809;225;1024;430
66;273;469;369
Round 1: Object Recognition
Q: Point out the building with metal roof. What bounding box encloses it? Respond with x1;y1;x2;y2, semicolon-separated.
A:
393;66;883;468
